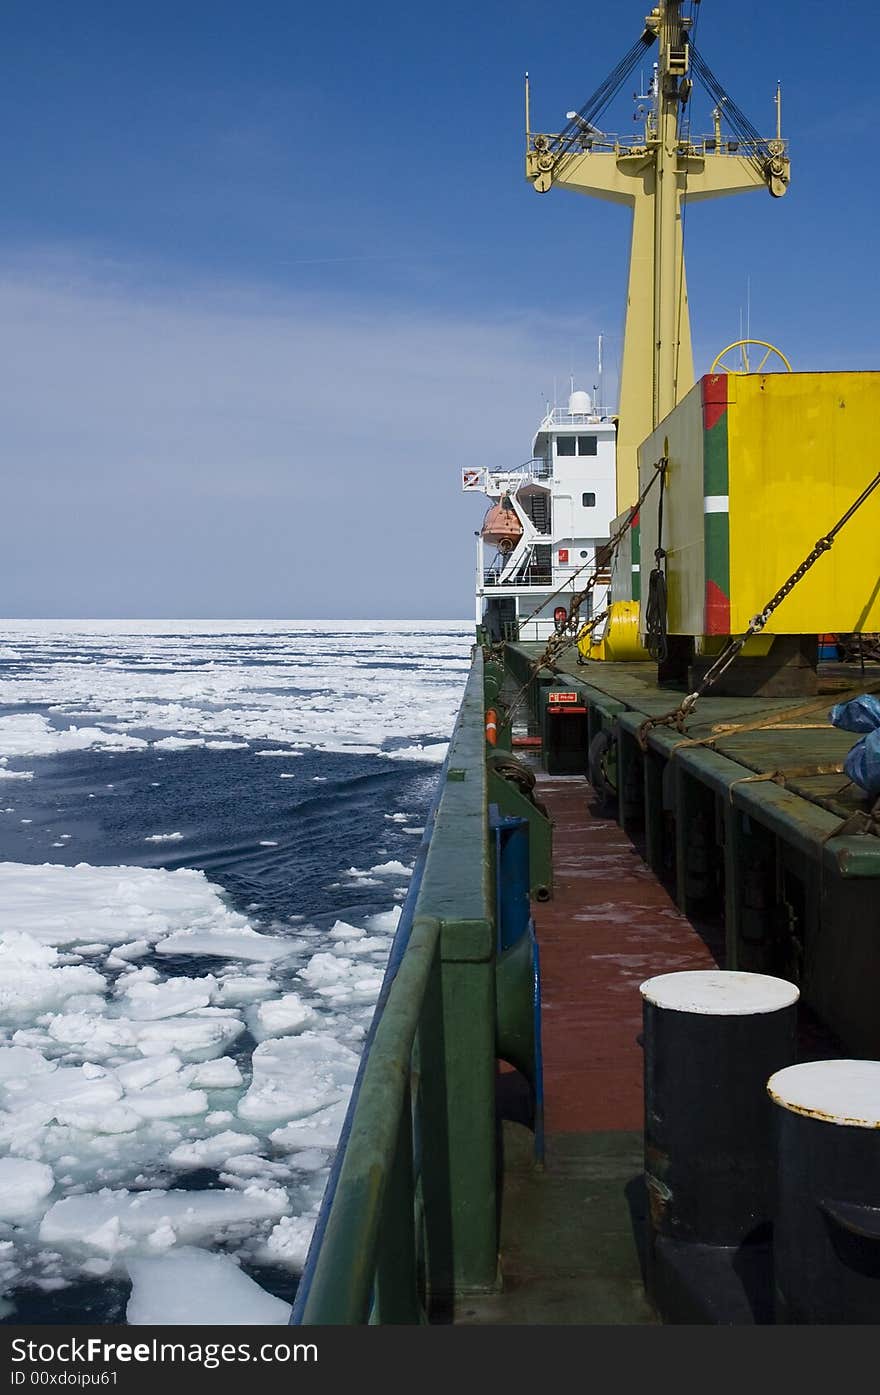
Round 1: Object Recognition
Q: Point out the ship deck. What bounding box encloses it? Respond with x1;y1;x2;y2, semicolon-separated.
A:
457;650;862;1325
458;772;717;1325
514;649;876;823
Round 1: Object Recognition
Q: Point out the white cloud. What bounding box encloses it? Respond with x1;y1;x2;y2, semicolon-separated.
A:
0;254;600;618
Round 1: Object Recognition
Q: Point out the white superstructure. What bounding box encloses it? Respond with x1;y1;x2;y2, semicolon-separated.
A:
462;390;616;642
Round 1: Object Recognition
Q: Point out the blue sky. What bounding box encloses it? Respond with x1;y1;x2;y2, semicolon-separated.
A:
2;0;877;618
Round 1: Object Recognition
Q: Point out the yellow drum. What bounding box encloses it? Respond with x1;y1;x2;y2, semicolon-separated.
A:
579;600;650;662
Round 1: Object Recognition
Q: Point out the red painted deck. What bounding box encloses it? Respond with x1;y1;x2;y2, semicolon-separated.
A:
534;775;718;1133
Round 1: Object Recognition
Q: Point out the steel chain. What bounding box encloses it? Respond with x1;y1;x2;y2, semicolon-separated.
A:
637;468;880;749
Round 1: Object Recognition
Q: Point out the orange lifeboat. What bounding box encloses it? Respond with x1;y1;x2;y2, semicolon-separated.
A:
481;496;523;554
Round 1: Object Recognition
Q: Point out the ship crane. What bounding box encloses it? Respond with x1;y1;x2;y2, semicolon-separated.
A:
526;0;790;511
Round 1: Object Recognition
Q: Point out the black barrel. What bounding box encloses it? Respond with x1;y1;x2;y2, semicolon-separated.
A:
641;970;798;1247
769;1059;880;1324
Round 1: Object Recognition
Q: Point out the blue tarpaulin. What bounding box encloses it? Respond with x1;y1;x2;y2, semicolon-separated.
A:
829;695;880;797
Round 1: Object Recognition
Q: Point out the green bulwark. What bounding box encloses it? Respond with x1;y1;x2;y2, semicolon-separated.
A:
292;650;500;1323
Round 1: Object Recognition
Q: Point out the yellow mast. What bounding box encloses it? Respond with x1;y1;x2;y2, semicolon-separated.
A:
526;2;790;511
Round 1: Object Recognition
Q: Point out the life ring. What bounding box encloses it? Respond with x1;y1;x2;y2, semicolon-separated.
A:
462;470;480;488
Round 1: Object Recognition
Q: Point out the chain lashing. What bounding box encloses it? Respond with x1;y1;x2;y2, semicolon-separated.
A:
636;468;880;751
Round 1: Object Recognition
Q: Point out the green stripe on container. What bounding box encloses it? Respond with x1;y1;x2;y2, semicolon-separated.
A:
703;407;729;497
703;405;730;627
704;512;729;599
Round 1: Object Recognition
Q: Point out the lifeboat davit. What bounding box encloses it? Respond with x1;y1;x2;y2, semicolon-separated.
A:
481;496;523;554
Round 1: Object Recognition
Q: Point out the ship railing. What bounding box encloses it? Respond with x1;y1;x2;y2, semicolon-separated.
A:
483;568;553;587
528;130;788;161
462;460;551;491
291;650;495;1324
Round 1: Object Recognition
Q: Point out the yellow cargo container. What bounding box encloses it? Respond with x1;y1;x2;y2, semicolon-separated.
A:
636;372;880;637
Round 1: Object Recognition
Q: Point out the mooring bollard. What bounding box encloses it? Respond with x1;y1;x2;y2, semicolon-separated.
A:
768;1059;880;1324
641;970;799;1250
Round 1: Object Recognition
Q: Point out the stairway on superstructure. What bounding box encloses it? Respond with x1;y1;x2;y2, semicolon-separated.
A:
526;493;550;534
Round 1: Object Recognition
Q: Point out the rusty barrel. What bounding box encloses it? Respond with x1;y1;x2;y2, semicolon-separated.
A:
640;970;799;1247
768;1059;880;1323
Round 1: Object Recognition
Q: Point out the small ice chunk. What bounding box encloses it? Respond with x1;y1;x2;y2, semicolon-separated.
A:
53;1102;143;1134
187;1057;243;1089
126;1248;290;1325
125;1086;209;1120
135;1015;244;1062
0;932;105;1023
247;993;316;1042
238;1032;359;1124
365;907;402;935
262;1214;316;1272
108;940;150;961
270;1098;348;1151
144;832;184;843
219;1156;292;1182
118;975;218;1021
369;861;412;877
155;927;293;962
116;1054;183;1091
0;1158;55;1221
327;921;364;941
386;742;448;763
215;976;276;1006
168;1132;260;1170
2;1065;123;1127
40;1186;289;1253
298;953;353;988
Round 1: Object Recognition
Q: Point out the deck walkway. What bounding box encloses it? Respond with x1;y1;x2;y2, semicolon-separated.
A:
458;773;718;1325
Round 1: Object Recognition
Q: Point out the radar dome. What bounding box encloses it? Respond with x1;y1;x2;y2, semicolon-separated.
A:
568;389;592;415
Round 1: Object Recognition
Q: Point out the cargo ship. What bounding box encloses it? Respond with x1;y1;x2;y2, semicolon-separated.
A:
292;1;880;1326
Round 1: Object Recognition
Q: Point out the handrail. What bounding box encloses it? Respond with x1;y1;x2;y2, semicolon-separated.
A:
291;649;491;1324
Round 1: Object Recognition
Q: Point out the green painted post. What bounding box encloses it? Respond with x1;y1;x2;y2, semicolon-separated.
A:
417;918;498;1304
372;1082;423;1324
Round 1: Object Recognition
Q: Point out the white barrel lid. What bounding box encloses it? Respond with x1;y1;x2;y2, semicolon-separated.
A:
767;1059;880;1129
640;970;799;1016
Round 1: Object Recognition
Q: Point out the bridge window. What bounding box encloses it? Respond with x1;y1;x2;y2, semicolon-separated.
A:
556;436;576;456
577;435;597;455
582;492;596;507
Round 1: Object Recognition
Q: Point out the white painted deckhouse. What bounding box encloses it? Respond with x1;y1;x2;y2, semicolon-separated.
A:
462;389;617;641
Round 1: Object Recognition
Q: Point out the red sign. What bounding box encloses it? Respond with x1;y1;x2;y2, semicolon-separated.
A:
549;691;578;703
558;548;569;564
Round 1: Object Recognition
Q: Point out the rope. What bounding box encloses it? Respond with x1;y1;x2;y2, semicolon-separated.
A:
643;461;668;662
636;466;880;749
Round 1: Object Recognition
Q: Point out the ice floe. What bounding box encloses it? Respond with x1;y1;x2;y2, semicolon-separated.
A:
0;621;469;761
126;1247;290;1324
